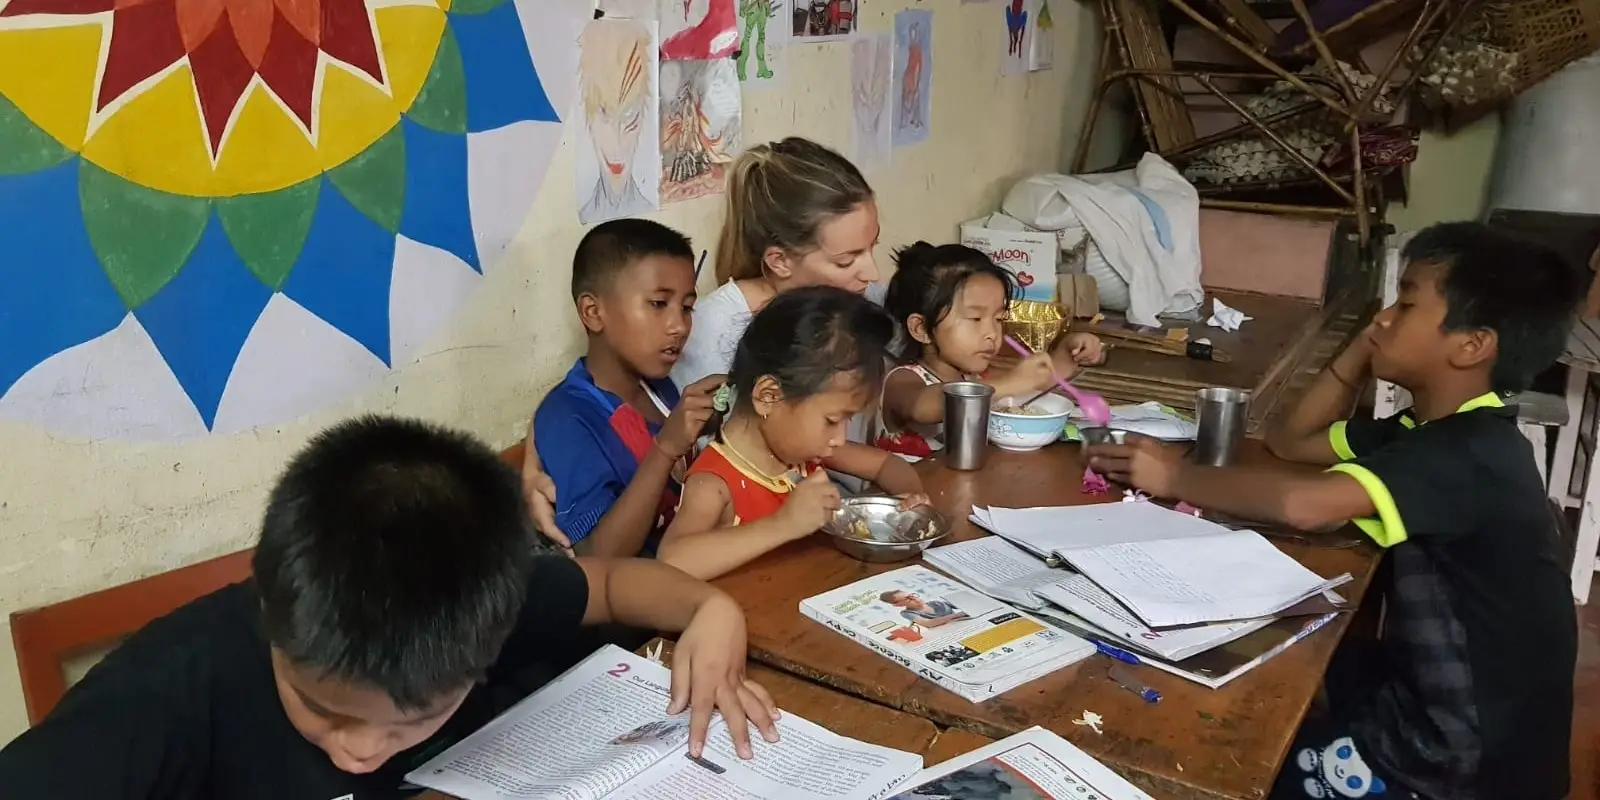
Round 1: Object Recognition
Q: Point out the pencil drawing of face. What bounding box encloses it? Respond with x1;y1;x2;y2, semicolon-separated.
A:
580;21;653;195
852;37;890;133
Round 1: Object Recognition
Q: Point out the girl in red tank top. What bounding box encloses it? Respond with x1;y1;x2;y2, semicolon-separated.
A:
660;287;929;580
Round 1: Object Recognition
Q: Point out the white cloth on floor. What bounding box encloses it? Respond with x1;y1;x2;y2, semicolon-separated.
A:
1206;297;1253;332
1000;153;1204;327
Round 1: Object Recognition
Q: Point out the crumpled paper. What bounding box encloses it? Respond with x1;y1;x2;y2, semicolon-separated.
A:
1121;489;1150;503
1082;467;1110;495
1206;298;1253;332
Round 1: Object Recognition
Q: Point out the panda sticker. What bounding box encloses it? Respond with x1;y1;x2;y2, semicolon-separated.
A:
1294;737;1387;798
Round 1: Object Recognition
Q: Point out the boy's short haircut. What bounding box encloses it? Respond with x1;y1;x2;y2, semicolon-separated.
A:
571;219;695;300
252;416;535;710
1404;221;1585;393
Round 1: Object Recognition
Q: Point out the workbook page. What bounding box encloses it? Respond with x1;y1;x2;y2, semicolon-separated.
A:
406;647;683;800
982;501;1226;554
608;713;921;800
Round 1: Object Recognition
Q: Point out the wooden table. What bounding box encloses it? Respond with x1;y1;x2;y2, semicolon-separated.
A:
713;441;1384;800
418;639;994;800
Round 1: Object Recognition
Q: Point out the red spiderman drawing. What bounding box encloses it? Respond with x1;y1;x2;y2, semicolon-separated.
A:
1005;0;1028;56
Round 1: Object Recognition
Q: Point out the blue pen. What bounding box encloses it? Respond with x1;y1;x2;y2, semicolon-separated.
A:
1108;664;1162;704
1093;639;1142;665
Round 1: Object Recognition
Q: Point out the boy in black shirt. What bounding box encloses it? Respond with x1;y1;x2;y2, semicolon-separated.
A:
0;416;779;799
1087;222;1580;799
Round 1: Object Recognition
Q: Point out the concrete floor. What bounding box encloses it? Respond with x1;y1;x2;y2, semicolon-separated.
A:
1575;578;1599;800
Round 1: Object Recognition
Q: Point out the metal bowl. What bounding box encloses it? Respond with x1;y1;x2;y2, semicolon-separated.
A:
1079;426;1129;446
821;497;952;563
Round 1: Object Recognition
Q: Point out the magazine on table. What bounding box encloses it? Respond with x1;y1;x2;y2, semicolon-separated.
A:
970;502;1351;627
888;726;1153;799
406;645;922;800
1034;605;1342;689
800;566;1094;702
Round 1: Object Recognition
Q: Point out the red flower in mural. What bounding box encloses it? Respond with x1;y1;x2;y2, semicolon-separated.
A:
0;0;385;154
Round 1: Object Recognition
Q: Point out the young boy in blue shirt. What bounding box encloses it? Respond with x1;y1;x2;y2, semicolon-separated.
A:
534;219;724;556
1088;222;1581;800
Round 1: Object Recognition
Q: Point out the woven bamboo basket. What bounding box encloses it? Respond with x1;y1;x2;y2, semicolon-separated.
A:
1485;0;1600;90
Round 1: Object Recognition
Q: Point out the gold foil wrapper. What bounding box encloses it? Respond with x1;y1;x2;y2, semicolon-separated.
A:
1003;299;1065;353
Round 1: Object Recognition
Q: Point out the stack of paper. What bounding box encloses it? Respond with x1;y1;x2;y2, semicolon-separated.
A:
800;566;1094;702
921;537;1066;610
969;502;1350;628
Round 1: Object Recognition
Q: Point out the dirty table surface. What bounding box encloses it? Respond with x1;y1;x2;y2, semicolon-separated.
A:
712;440;1383;800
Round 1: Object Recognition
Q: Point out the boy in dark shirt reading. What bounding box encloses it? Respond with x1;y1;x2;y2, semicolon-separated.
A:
0;416;778;800
532;219;724;557
1087;222;1580;800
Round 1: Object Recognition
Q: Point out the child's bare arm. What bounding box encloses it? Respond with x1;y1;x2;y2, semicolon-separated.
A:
658;473;828;580
824;443;924;495
882;368;945;426
1267;331;1374;465
575;447;677;558
1087;436;1375;531
521;424;571;550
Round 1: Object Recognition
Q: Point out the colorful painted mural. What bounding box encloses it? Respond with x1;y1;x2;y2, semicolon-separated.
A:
0;0;584;439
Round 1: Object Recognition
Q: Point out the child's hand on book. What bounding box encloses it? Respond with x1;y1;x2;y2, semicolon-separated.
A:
670;594;781;759
778;471;842;537
658;375;726;458
1085;433;1183;497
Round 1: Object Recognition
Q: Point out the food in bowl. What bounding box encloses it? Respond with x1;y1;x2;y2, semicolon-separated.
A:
988;392;1074;452
823;497;951;563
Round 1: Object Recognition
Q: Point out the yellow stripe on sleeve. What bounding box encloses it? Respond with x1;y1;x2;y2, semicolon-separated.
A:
1327;463;1408;547
1328;421;1356;461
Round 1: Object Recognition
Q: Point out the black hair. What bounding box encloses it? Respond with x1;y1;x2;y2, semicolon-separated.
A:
883;242;1018;360
253;415;536;710
571;218;695;300
1403;221;1584;393
729;286;894;411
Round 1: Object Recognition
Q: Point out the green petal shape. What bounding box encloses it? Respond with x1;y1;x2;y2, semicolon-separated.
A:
447;0;508;15
406;27;468;134
0;93;73;175
79;162;210;309
327;125;406;232
216;178;320;290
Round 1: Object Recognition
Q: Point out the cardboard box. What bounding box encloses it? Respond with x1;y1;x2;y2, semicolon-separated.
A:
960;218;1058;304
1060;274;1099;319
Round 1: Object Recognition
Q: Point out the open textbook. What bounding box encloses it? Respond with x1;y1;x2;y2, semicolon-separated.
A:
970;502;1351;627
800;566;1094;702
406;645;922;800
890;727;1153;800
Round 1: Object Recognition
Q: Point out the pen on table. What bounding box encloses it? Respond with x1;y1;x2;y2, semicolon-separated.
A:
1092;639;1142;665
1108;664;1162;704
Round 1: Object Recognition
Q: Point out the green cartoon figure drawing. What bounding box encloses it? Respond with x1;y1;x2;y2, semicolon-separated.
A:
738;0;776;81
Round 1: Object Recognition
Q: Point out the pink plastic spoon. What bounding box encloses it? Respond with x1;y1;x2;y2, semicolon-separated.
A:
1003;335;1112;427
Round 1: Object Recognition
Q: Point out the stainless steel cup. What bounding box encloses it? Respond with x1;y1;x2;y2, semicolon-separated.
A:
943;381;994;471
1194;387;1250;466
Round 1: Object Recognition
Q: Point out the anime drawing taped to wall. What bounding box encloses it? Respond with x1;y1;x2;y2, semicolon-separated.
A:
850;34;893;172
660;59;742;203
576;17;662;224
1028;0;1055;71
660;0;740;60
738;0;789;90
892;8;933;148
791;0;856;42
0;0;583;440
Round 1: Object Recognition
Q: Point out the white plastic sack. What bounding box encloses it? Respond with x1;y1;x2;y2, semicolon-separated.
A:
1001;154;1204;327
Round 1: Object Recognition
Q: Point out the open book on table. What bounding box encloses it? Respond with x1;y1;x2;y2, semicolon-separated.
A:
889;727;1153;799
406;645;922;800
800;566;1094;702
971;501;1352;628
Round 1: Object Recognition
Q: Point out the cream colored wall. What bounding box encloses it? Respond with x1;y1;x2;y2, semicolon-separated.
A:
0;1;1124;742
1387;115;1502;234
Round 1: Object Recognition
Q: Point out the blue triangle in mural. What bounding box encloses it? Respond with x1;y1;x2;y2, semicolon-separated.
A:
282;181;397;365
399;119;479;272
0;160;127;395
134;214;274;429
451;1;559;132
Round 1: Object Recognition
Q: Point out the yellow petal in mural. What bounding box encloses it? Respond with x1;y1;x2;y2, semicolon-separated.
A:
213;86;322;196
0;24;102;152
80;67;214;197
378;5;449;113
318;65;402;173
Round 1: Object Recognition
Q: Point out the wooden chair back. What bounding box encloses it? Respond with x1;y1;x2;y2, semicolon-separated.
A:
9;549;254;725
